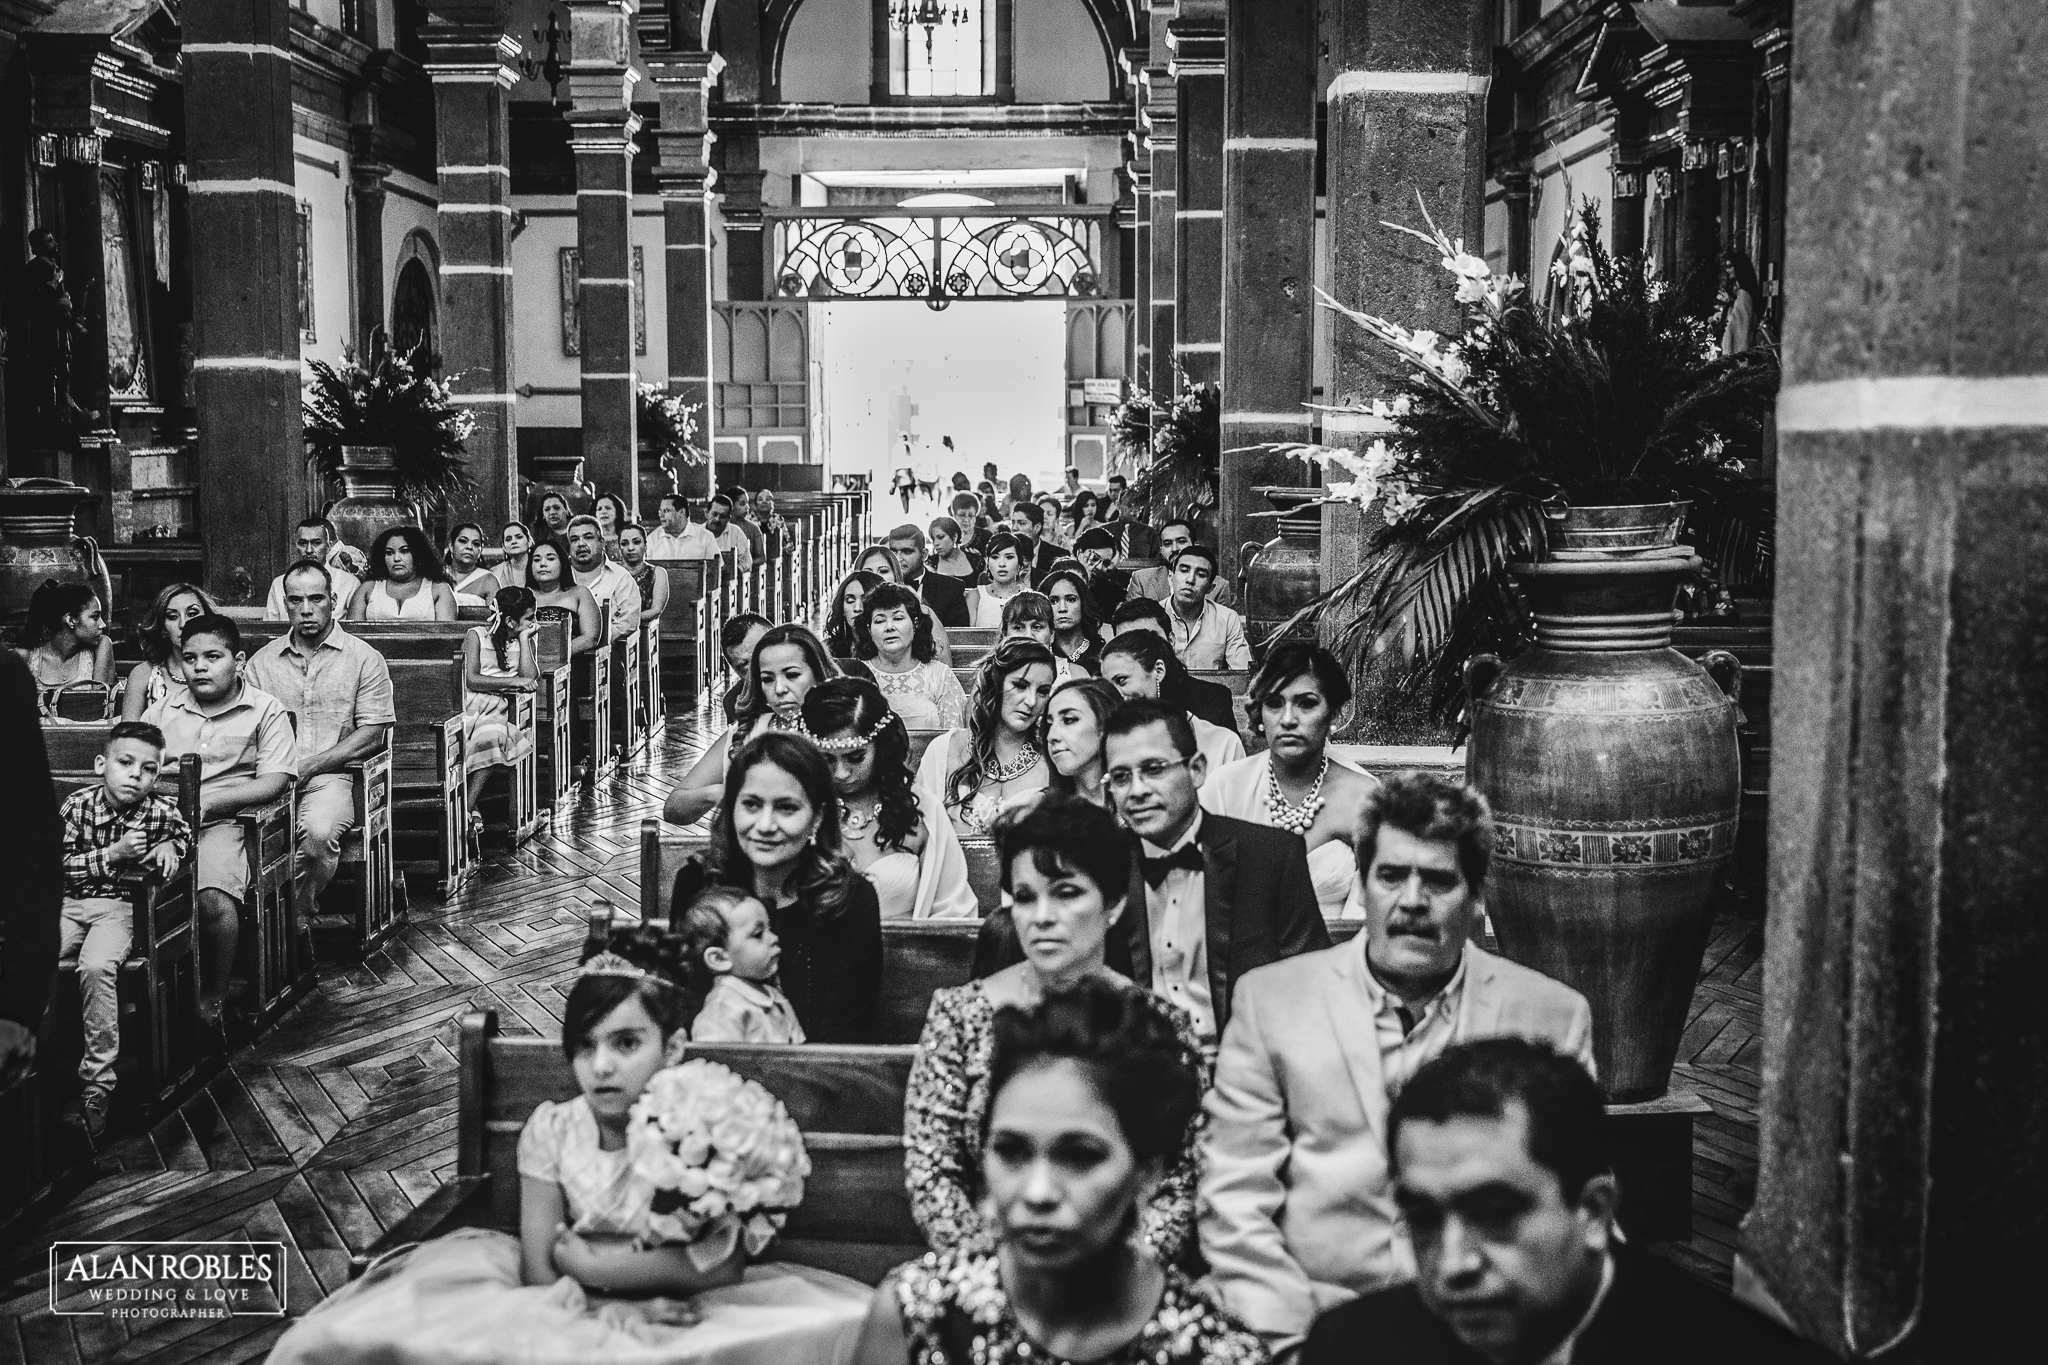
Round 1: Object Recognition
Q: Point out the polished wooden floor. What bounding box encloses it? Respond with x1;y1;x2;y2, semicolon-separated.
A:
0;708;1769;1363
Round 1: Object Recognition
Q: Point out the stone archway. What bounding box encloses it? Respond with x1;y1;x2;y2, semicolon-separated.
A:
389;230;440;366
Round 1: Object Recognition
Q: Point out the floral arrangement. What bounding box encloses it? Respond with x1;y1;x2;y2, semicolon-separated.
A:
302;327;476;508
638;383;710;471
626;1059;810;1270
1279;197;1779;720
1114;376;1219;524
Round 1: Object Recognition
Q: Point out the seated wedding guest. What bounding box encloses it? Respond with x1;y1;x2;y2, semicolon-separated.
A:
1006;500;1062;585
0;651;62;1093
458;586;540;813
247;561;397;946
903;800;1208;1261
857;545;954;663
719;611;772;723
15;579;115;701
58;721;191;1136
1102;597;1241;736
861;975;1262;1365
859;582;966;729
677;885;804;1044
566;516;641;645
1165;545;1251;670
1039;565;1105;675
615;522;669;627
445;522;501;606
1302;1039;1827;1365
914;638;1058;837
591;492;629;561
1000;591;1088;684
1200;774;1594;1358
643;493;718;559
535;490;573;539
1037;494;1071;551
671;733;883;1041
1072;524;1130;617
1203;643;1379;917
142;615;297;1038
665;623;849;825
122;583;219;720
727;488;766;562
1099;630;1245;774
1129;517;1237;609
926;516;982;582
823;569;882;662
267;924;873;1363
264;517;362;620
971;532;1032;627
496;520;533;588
1043;678;1120;810
887;523;970;629
802;678;976;920
704;493;754;570
349;526;458;621
524;536;603;658
949;493;989;551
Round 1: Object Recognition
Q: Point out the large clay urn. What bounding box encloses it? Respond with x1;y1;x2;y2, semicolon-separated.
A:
1238;485;1325;644
1463;503;1743;1101
328;446;419;552
0;478;115;627
523;451;595;527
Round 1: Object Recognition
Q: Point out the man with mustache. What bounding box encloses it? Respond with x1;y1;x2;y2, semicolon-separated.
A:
1199;773;1595;1360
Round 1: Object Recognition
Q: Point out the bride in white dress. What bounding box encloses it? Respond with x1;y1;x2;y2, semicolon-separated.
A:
803;676;977;919
1200;641;1379;918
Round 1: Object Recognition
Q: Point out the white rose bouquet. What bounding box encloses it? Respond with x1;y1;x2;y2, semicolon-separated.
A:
626;1059;811;1271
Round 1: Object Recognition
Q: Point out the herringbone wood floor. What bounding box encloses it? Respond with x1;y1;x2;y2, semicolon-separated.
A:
0;709;1769;1363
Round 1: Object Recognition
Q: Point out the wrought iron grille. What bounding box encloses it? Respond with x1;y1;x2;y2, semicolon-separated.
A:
770;209;1107;308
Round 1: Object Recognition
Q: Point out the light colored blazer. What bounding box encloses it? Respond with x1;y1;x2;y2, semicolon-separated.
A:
1198;936;1596;1356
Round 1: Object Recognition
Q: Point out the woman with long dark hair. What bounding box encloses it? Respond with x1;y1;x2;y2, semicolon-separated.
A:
350;525;458;621
670;731;882;1041
1043;677;1120;809
15;580;114;695
121;582;220;719
823;568;884;662
665;622;849;826
894;801;1210;1267
461;585;540;810
445;522;502;604
860;582;965;730
1099;629;1245;774
592;492;630;561
525;537;602;655
801;677;977;919
1037;565;1102;674
914;637;1058;837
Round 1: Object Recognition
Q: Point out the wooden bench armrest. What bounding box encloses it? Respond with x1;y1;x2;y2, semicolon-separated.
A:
234;791;296;831
346;1175;495;1279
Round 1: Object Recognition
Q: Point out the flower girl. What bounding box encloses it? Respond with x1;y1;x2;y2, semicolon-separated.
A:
266;927;871;1364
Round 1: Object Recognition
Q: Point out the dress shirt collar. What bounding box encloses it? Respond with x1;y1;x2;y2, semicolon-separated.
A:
1360;937;1470;1022
1139;808;1205;859
282;623;349;659
164;679;257;720
1536;1252;1616;1365
718;974;779;1009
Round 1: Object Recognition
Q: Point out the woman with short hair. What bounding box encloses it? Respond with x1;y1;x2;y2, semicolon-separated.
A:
860;582;966;730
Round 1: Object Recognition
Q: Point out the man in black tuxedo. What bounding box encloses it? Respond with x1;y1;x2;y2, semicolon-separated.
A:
1104;598;1241;739
886;523;969;628
1006;500;1062;587
1303;1038;1826;1365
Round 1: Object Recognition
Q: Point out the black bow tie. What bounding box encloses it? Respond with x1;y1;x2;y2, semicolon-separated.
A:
1140;844;1205;888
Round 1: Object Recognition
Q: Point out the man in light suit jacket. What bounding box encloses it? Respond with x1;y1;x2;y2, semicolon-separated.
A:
1200;773;1595;1359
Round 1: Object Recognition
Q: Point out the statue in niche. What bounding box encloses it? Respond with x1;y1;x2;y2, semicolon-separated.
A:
20;230;97;446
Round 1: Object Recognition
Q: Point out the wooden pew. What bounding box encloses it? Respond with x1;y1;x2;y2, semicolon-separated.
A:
350;1012;925;1286
650;558;707;708
609;621;644;760
528;617;576;816
318;742;400;962
636;618;666;743
41;727;205;1106
387;656;472;895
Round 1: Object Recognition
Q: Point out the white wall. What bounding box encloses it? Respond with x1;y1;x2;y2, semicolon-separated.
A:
1014;0;1113;101
810;299;1068;491
781;0;872;103
1529;127;1613;302
295;136;352;365
381;171;440;335
507;197;673;428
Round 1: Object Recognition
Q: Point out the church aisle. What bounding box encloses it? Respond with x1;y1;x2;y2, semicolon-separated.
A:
0;707;1765;1363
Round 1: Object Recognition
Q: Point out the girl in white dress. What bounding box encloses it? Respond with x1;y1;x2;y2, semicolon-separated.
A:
1200;641;1380;918
857;582;965;730
462;586;539;810
446;521;502;607
265;929;870;1364
664;623;848;827
969;531;1031;627
802;678;978;919
915;638;1058;838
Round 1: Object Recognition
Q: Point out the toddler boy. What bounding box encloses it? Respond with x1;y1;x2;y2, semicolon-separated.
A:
680;888;804;1044
58;722;192;1136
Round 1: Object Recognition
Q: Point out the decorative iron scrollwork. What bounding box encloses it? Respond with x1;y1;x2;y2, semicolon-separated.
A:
774;213;1103;306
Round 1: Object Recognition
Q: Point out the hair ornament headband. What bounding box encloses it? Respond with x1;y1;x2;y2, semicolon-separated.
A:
579;951;648;980
798;717;887;752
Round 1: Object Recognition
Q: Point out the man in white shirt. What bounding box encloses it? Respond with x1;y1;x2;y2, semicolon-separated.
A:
1199;773;1597;1358
1101;700;1326;1052
704;494;753;571
644;494;719;559
1166;544;1252;670
565;516;640;643
263;518;361;620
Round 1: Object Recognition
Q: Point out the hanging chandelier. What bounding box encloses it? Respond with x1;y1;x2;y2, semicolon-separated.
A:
889;0;972;61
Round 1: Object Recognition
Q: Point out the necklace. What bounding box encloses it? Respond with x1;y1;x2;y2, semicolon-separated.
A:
983;744;1044;785
839;798;881;835
1265;755;1329;835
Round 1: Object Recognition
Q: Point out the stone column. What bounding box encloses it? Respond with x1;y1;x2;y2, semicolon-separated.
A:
713;0;767;301
1168;4;1224;389
565;0;643;516
422;2;521;529
1141;2;1177;407
1218;0;1316;582
1323;0;1489;443
1743;5;2048;1360
1121;45;1152;396
185;0;302;601
349;144;390;348
645;46;721;505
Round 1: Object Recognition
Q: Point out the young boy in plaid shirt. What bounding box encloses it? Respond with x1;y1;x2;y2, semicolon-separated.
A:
59;721;191;1137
